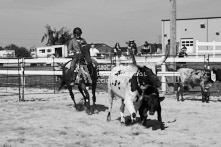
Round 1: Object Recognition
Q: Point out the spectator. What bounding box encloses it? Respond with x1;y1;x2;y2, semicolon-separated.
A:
127;39;137;56
165;39;170;57
113;42;122;58
89;43;99;57
113;42;122;66
177;46;188;68
178;46;188;58
127;39;137;65
141;41;151;55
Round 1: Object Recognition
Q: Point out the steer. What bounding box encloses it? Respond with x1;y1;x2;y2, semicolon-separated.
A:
106;64;161;124
176;68;214;102
139;86;164;128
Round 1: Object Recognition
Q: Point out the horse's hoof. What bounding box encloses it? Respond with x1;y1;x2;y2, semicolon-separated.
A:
142;121;146;126
93;109;99;114
86;110;92;115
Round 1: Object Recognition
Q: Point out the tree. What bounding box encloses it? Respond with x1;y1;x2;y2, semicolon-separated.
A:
4;44;31;58
41;25;72;46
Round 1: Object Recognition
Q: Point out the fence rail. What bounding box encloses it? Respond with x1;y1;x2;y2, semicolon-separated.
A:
196;40;221;57
1;55;219;101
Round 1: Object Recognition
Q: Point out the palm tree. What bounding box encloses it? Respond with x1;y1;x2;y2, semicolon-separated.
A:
41;25;72;46
54;27;72;45
41;25;55;46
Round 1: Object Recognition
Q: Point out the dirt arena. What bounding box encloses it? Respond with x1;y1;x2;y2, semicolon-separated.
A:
0;87;221;147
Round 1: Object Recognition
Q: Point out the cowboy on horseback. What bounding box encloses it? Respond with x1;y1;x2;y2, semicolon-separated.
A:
68;27;93;84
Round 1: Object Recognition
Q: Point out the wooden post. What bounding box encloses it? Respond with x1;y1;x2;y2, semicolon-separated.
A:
161;63;167;93
53;57;56;94
170;0;177;92
21;58;25;101
170;0;176;57
18;58;21;102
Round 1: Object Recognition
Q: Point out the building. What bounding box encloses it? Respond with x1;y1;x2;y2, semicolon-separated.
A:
161;16;221;54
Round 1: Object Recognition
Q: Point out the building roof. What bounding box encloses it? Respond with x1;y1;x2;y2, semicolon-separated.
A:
161;16;221;21
88;43;113;53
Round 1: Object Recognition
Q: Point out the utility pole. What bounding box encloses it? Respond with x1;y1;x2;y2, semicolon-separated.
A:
170;0;176;57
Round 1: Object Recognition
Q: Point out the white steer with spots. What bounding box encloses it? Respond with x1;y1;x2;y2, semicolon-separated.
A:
106;64;162;123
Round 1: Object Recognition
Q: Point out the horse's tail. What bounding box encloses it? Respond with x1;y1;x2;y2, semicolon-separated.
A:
58;79;65;91
56;60;71;91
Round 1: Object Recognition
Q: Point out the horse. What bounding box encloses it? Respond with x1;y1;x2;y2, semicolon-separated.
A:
58;59;99;114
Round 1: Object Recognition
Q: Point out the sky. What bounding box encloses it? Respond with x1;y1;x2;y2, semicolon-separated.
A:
0;0;221;49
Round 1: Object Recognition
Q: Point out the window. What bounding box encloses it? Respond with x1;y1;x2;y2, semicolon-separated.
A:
47;49;52;52
39;49;45;53
200;24;205;28
216;32;220;36
180;38;194;52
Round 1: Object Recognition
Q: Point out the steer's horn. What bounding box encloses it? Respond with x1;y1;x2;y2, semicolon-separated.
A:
156;53;169;66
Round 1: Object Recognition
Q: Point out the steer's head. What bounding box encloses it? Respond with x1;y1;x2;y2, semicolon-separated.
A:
137;66;161;88
142;86;164;115
203;69;215;84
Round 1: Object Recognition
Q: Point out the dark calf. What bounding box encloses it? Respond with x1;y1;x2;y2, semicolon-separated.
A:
202;86;210;103
139;86;165;128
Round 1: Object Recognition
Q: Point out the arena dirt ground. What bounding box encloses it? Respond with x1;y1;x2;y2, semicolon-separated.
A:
0;87;221;147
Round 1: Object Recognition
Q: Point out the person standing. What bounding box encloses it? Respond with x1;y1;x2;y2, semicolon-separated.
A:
127;39;137;65
89;43;100;57
177;46;188;68
113;42;122;66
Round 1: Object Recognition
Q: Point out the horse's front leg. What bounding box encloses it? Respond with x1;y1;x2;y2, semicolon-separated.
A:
91;80;97;112
80;82;91;114
67;85;77;108
78;85;86;104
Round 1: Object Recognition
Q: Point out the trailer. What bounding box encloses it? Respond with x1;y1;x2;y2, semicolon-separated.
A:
30;45;68;58
0;50;15;58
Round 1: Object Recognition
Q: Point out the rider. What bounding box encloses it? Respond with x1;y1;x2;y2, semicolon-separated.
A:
68;27;93;83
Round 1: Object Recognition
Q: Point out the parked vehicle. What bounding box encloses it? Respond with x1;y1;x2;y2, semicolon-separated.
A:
30;45;68;58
